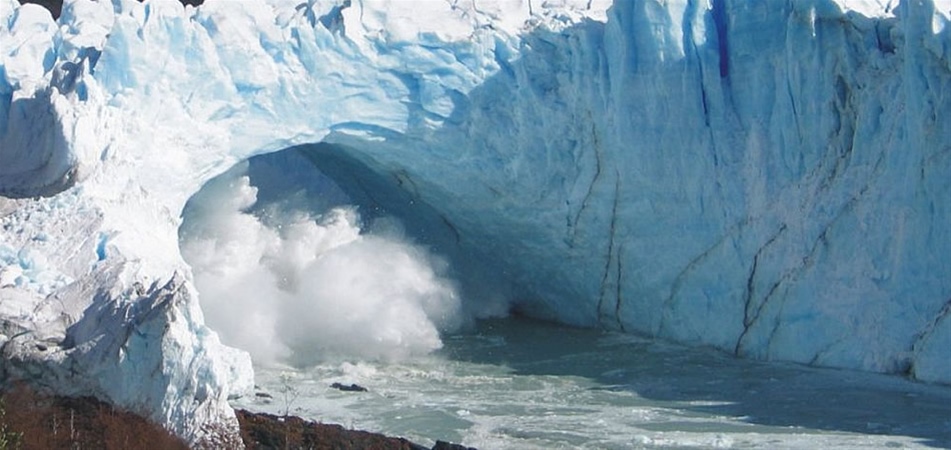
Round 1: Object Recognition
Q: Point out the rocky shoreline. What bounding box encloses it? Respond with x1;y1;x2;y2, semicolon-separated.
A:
0;385;474;449
237;410;474;450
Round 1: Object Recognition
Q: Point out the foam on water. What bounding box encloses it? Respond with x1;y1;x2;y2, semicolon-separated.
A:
234;318;951;449
180;149;951;448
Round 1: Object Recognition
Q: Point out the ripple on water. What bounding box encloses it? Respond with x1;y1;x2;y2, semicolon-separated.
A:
233;318;951;449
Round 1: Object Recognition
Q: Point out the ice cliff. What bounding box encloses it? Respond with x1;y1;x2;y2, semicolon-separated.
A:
1;0;949;443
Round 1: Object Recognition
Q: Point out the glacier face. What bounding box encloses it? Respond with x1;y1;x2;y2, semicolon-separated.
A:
1;0;950;442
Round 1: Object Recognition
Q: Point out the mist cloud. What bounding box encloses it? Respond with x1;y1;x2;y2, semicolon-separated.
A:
180;163;464;366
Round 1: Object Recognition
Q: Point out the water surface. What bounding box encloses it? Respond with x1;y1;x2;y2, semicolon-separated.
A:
234;318;951;449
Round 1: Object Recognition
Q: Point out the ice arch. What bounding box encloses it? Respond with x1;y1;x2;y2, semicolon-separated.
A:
178;143;513;366
1;0;950;446
74;0;951;384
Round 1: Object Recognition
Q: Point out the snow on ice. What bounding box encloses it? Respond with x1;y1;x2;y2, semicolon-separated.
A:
1;0;949;444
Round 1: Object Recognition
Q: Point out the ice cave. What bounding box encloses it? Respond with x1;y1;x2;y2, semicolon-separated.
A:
1;0;949;447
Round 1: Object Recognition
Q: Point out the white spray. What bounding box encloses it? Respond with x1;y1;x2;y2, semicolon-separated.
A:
180;162;464;366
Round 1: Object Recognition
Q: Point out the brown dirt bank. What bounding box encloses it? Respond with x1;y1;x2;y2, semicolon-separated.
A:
0;385;188;449
0;386;474;450
236;409;474;450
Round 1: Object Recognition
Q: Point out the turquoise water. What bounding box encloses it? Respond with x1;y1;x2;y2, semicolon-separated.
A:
234;318;951;449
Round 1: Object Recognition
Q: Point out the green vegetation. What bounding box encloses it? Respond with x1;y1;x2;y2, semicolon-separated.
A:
0;398;23;450
0;385;187;450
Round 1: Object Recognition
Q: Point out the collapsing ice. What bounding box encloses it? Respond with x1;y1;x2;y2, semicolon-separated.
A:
179;148;473;366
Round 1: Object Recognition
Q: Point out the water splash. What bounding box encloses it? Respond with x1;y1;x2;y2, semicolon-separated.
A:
180;162;464;366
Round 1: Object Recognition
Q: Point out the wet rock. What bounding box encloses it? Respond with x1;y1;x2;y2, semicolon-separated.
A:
330;382;368;392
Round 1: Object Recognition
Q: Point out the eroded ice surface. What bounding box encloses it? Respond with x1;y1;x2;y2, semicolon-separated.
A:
1;0;950;443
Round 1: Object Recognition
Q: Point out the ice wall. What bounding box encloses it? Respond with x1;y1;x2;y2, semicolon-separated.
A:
527;0;950;382
1;0;949;442
310;0;951;382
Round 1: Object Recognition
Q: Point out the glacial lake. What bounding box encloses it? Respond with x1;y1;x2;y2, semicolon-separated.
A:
233;317;951;449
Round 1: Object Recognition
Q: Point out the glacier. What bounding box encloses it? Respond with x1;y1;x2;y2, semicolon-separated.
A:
1;0;949;444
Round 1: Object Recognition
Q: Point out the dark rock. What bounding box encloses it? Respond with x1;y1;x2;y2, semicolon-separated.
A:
432;440;478;450
331;382;368;392
237;409;420;450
